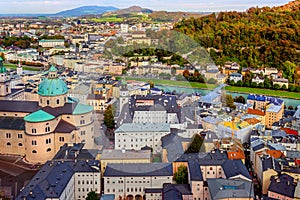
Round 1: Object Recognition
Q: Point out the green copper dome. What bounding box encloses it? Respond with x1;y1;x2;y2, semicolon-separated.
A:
0;58;6;73
24;110;55;122
49;65;58;72
38;78;68;96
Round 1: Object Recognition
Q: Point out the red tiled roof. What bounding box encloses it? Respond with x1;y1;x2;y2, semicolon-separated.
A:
247;108;265;116
281;128;298;136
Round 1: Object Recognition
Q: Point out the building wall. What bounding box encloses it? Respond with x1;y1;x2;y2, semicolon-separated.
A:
200;165;225;181
57;175;75;200
145;192;162;200
115;130;169;153
0;129;26;155
100;158;150;174
133;111;167;124
39;94;68;108
262;170;278;195
74;172;101;200
265;105;283;129
268;191;293;200
104;176;172;199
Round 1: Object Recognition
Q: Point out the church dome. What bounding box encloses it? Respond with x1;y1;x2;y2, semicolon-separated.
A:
38;78;68;96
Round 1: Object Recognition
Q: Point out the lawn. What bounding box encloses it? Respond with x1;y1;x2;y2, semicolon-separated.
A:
225;86;300;99
4;63;41;71
124;77;218;90
91;17;123;23
123;76;300;99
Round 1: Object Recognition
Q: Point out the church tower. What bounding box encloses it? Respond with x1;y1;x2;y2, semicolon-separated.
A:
0;57;11;98
16;60;23;75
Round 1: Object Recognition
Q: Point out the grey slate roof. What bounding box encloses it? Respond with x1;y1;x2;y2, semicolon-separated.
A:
103;163;173;177
16;160;99;200
268;174;296;198
161;133;192;162
0;117;25;130
188;160;203;181
162;184;192;200
0;100;39;113
207;178;254;199
261;156;281;172
221;160;252;180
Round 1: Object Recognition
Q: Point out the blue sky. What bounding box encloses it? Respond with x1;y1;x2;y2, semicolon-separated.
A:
0;0;291;14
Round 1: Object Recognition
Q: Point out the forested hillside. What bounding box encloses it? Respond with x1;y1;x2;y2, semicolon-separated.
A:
174;0;300;69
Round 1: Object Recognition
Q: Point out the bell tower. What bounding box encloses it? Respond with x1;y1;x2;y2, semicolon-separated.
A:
0;57;11;98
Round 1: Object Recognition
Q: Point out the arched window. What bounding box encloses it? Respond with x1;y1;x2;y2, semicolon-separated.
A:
46;148;51;152
18;143;23;146
46;100;49;105
32;150;37;153
56;99;59;104
6;142;11;146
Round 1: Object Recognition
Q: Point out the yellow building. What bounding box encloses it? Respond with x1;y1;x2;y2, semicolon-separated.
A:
100;149;151;174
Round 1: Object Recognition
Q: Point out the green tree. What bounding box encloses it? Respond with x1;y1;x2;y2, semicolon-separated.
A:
289;85;296;92
251;82;257;88
185;134;204;153
207;78;217;84
282;61;296;83
281;84;287;90
173;165;188;184
236;80;243;87
104;105;115;129
273;83;280;90
86;191;98;200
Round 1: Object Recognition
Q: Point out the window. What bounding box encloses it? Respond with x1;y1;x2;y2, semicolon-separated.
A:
6;133;11;138
32;140;37;145
81;131;85;136
6;142;11;146
46;138;51;144
80;120;85;125
32;129;36;134
47;100;49;105
18;143;23;146
56;99;59;104
59;137;64;142
45;127;50;132
32;150;37;153
46;148;51;152
18;134;23;139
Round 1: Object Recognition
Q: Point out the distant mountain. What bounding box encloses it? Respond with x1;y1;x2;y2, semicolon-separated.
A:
106;6;152;15
52;6;119;17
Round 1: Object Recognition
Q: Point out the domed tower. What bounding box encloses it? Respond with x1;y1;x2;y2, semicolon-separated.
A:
38;65;68;108
0;57;11;98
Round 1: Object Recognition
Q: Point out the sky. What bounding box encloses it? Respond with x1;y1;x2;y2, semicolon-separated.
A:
0;0;292;14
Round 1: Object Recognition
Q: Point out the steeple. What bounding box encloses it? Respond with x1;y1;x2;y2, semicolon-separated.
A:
48;65;58;79
0;57;7;74
0;57;11;97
